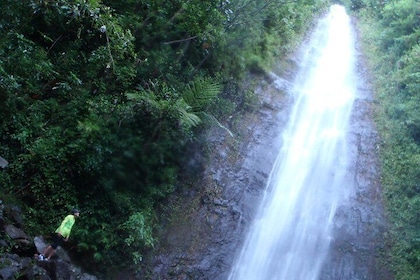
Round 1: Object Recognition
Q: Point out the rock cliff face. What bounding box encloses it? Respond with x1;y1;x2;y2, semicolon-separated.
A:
1;17;392;280
136;18;392;280
135;64;300;279
0;200;97;280
318;18;393;280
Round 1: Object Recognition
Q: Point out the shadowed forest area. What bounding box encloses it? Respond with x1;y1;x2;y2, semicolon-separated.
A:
0;0;329;276
0;0;419;279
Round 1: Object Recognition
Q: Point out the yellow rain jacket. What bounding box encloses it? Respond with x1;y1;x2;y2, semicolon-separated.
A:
55;214;75;238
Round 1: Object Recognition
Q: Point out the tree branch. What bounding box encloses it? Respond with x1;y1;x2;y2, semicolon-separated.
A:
162;36;198;45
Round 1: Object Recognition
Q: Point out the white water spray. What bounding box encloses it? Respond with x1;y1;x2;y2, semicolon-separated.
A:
229;5;356;280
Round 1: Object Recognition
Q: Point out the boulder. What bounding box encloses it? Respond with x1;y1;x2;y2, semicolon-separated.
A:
5;224;29;240
0;239;8;248
26;265;51;280
80;273;98;280
55;246;72;263
9;205;23;227
34;236;71;263
55;261;74;280
0;254;20;280
21;257;33;270
0;156;8;168
0;202;100;279
37;260;58;279
34;236;48;254
0;199;4;229
0;267;19;280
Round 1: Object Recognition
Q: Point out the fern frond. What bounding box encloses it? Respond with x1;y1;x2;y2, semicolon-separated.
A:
183;77;221;112
178;105;202;128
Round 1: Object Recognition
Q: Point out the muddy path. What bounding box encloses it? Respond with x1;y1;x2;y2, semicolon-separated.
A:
134;18;392;280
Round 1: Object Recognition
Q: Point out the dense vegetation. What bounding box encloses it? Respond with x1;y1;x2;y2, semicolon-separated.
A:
342;0;420;279
0;0;328;276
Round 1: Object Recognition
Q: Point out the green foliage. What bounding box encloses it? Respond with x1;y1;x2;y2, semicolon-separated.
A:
357;1;420;278
0;0;326;277
179;77;221;128
122;210;155;260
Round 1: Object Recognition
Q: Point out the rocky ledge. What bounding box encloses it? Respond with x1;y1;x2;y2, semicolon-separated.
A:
0;200;97;280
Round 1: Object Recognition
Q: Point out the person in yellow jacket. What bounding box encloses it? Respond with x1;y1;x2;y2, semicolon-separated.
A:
40;208;80;260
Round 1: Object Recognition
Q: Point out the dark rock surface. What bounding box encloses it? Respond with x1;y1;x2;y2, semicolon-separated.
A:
135;60;301;279
0;16;391;280
319;17;393;280
0;200;98;280
136;18;392;280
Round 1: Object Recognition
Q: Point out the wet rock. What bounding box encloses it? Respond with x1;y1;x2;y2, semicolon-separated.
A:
55;260;75;279
0;239;8;248
0;156;8;168
0;199;5;230
5;205;24;227
0;267;19;280
0;254;20;280
21;256;32;269
80;273;99;280
319;16;392;280
137;17;391;280
26;264;51;280
5;224;29;240
266;72;293;93
34;235;48;254
55;246;72;263
0;203;99;280
135;70;291;279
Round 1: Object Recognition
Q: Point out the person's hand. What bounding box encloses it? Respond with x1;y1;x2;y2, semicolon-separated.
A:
65;237;69;242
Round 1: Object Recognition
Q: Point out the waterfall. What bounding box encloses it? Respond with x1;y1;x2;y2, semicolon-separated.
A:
229;5;356;280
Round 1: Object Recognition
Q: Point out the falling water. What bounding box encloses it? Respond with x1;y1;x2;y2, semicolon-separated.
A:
229;5;356;280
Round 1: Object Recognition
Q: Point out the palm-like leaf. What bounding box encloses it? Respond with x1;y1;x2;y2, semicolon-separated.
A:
182;77;221;112
177;100;202;128
178;77;221;128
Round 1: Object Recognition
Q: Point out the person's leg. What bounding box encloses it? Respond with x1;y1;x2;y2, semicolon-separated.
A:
42;245;52;257
45;247;56;260
46;233;64;260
